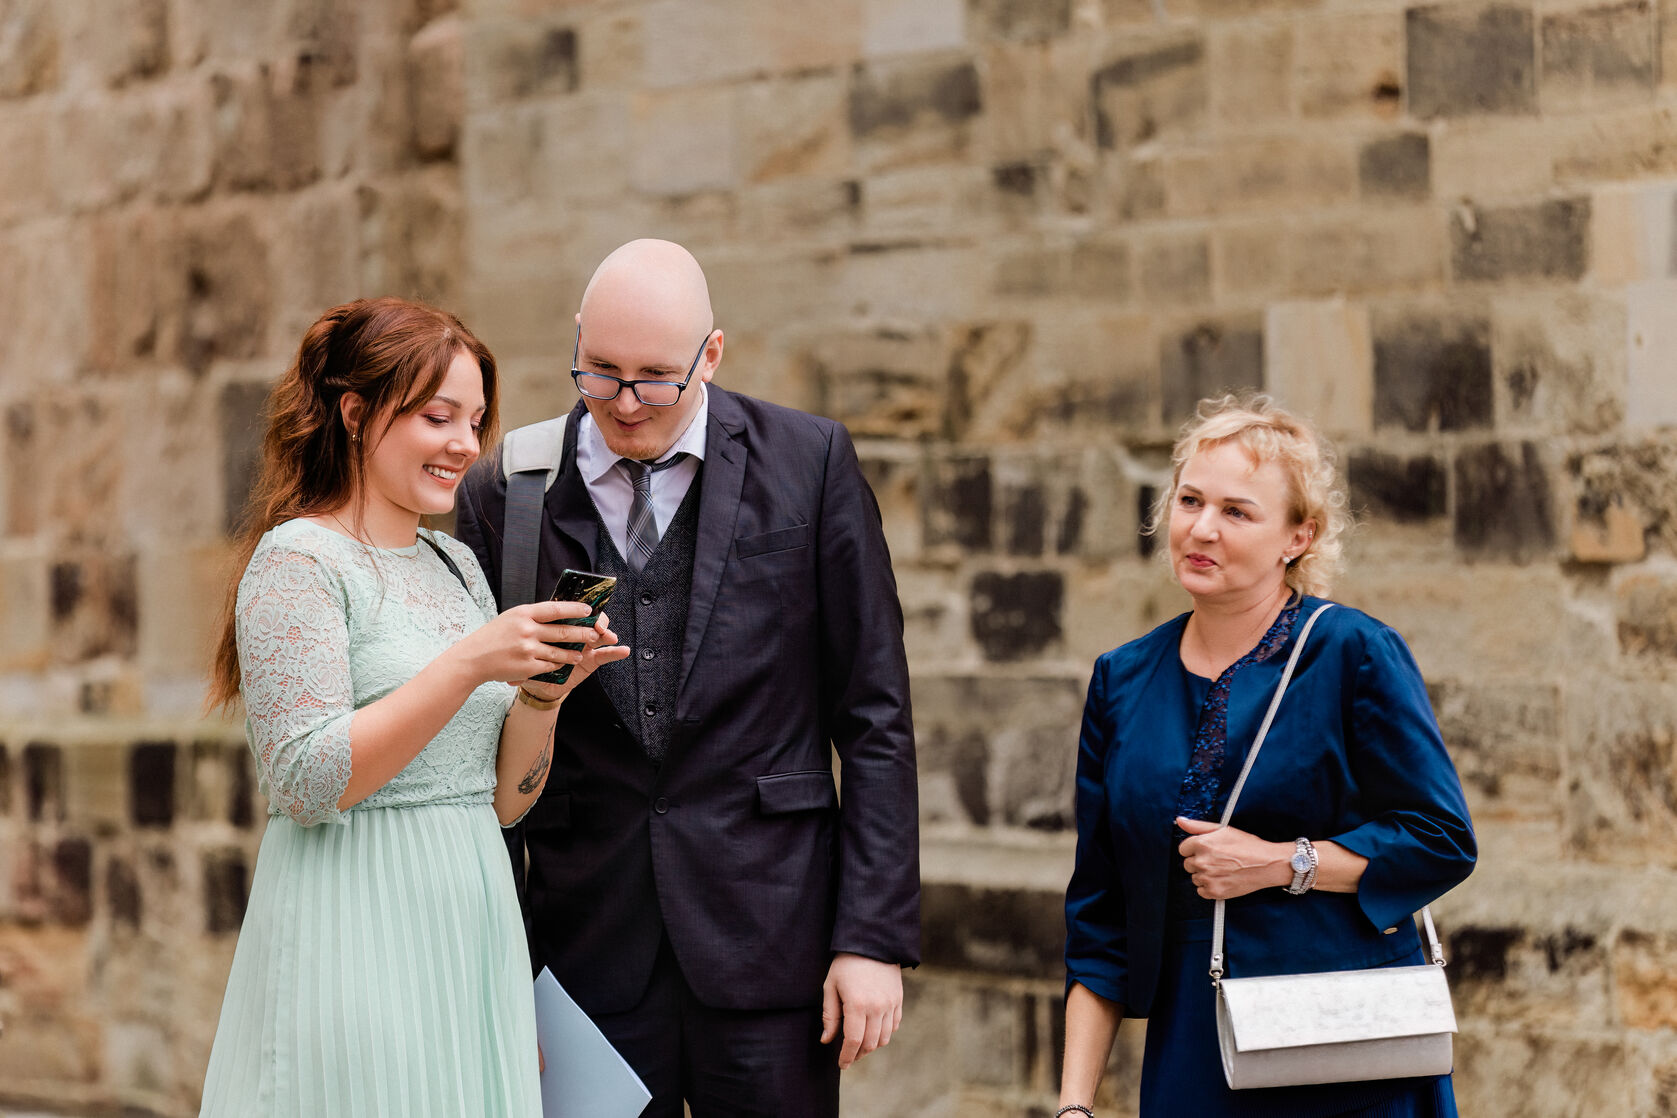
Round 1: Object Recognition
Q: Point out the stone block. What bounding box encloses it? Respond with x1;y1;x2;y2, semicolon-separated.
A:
1590;180;1677;285
1359;133;1430;200
1213;221;1290;303
86;209;164;374
1448;923;1615;1029
981;38;1098;167
995;237;1131;301
748;0;862;72
968;0;1069;44
167;206;272;377
24;742;62;823
208;59;326;193
0;0;60;98
1430;677;1563;817
969;570;1064;663
1208;21;1291;128
862;0;965;58
1615;930;1677;1028
1264;299;1373;436
1564;674;1677;865
1454;441;1556;561
1138;233;1210;306
1432;117;1557;200
1540;1;1656;113
468;17;575;106
50;552;140;663
1372;309;1493;432
849;55;983;170
129;741;177;829
1159;136;1358;219
58;0;170;90
1295;11;1404;119
803;325;948;440
835;243;988;323
284;0;359;88
1349;450;1448;524
922;880;1063;978
1451;197;1590;283
1567;443;1677;556
628;84;737;196
1626;279;1677;429
1555;103;1677;182
1159;317;1263;426
107;856;141;930
1089;31;1205;150
1005;314;1154;440
740;70;850;183
219;380;270;537
0;220;90;387
1493;289;1626;436
358;166;465;307
1572;496;1648;563
202;847;248;934
0;550;50;672
1407;4;1537;119
924;455;993;552
408;14;464;160
853;164;988;241
1295;207;1447;297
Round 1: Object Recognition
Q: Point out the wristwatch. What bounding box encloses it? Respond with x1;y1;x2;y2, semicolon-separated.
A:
1285;836;1318;895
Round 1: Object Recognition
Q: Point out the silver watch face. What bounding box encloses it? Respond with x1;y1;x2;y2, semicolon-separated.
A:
1290;851;1310;873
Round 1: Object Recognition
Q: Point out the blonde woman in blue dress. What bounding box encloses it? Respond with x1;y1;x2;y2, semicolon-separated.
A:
200;297;629;1116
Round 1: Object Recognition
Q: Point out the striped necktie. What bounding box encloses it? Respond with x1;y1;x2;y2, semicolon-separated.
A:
619;453;688;571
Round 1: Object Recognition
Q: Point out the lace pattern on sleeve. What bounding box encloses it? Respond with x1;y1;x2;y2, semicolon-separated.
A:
237;544;356;827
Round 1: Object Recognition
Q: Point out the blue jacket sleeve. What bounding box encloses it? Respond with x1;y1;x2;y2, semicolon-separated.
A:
1064;657;1129;1007
1331;625;1477;932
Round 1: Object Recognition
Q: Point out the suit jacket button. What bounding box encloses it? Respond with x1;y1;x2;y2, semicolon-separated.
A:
653;797;669;814
640;593;654;606
641;648;655;660
1384;927;1397;934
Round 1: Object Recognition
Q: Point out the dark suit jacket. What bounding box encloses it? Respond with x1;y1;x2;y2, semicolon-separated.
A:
1065;599;1476;1017
456;387;920;1016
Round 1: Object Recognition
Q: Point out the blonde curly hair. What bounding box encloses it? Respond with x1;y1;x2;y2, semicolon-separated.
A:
1147;394;1352;599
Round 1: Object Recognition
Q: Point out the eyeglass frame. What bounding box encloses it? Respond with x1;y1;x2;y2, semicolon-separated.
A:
570;328;714;407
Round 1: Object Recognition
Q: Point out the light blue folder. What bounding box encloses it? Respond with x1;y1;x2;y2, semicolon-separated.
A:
534;967;653;1118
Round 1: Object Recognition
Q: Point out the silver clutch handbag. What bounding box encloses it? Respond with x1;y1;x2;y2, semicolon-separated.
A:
1206;604;1459;1090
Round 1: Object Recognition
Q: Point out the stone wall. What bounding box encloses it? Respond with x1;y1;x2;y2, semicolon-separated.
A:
5;0;1677;1114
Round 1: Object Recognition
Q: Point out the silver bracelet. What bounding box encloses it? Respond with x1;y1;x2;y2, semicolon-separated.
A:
1056;1106;1095;1118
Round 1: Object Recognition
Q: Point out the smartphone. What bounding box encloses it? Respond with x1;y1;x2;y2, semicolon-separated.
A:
530;569;617;685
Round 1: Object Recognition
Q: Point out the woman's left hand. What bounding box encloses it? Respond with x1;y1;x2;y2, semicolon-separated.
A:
518;613;630;705
1175;817;1290;900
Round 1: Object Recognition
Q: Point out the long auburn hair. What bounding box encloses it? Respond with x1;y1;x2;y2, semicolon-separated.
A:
208;297;500;711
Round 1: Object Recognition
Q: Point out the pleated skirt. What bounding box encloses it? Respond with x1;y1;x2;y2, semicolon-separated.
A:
1139;918;1459;1118
200;802;541;1118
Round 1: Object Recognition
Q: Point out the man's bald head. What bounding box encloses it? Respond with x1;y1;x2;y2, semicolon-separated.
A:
580;238;714;340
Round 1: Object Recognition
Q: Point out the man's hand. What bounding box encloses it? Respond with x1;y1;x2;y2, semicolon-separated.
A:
820;953;903;1069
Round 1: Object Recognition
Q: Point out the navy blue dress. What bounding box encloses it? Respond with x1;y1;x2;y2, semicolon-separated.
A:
1065;600;1475;1117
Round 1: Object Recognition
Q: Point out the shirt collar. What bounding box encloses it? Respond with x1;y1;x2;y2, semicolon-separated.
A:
577;383;710;485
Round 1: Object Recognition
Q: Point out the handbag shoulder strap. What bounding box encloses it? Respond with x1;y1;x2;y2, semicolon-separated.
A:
1207;602;1445;985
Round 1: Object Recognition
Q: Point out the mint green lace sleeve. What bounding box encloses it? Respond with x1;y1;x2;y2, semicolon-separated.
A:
236;543;356;827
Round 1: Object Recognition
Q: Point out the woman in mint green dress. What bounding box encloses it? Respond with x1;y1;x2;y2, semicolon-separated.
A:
200;298;628;1117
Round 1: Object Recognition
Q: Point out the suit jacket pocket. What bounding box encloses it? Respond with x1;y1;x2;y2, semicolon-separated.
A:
756;770;838;815
735;523;809;559
524;791;572;830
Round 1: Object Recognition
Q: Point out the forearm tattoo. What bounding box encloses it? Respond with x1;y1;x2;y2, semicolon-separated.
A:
517;743;552;796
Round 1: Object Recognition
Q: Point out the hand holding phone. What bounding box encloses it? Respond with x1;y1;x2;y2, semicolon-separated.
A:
531;569;617;685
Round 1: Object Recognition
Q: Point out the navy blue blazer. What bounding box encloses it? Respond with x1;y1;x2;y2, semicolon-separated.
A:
1065;599;1476;1017
456;386;920;1017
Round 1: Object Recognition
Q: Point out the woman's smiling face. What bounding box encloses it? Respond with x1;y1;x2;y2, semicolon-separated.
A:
358;349;485;532
1168;440;1313;608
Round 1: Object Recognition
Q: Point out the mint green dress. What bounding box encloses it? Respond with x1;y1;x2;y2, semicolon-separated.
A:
199;519;540;1117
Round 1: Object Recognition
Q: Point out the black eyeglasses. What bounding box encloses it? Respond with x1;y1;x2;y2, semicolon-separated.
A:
571;330;712;407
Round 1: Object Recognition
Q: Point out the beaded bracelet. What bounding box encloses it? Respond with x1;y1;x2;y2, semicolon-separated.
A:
1055;1106;1095;1118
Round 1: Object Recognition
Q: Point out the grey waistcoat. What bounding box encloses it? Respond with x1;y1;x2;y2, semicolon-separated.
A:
590;476;702;764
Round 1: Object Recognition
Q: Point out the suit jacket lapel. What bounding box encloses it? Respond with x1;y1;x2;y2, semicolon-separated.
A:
677;388;746;709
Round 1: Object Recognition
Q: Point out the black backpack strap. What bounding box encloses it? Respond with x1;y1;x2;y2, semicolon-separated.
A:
502;471;546;607
498;416;569;607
